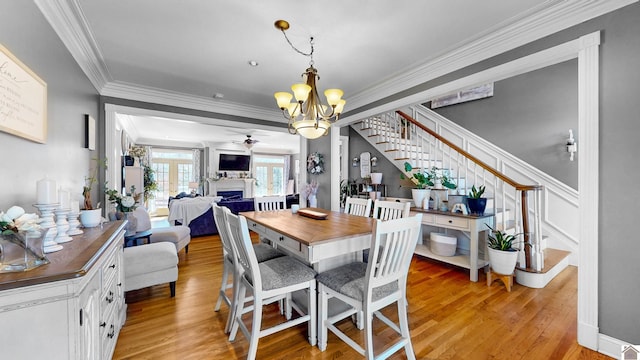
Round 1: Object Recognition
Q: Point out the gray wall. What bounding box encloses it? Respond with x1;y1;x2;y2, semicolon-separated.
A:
343;2;640;344
432;60;579;189
307;136;331;209
0;1;100;212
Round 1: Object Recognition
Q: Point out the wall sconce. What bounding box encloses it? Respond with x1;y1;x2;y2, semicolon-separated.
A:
352;157;360;167
370;156;378;167
567;129;577;161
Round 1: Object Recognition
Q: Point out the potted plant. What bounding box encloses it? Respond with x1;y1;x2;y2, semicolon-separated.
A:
466;184;487;215
143;164;158;205
80;158;106;228
402;162;457;208
486;225;524;275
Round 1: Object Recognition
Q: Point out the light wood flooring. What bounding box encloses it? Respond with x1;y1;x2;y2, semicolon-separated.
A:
113;234;611;360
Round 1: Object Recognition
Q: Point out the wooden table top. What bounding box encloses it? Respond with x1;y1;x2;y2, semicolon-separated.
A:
0;221;126;291
240;208;374;246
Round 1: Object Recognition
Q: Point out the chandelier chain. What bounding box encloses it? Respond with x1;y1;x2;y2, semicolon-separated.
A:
279;29;315;66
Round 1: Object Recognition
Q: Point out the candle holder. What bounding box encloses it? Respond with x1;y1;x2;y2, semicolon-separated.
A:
54;208;73;243
34;203;63;253
67;208;83;236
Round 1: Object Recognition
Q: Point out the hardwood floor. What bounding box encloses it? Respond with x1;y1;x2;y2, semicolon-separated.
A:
113;235;611;360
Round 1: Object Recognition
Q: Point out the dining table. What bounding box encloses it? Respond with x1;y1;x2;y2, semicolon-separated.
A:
240;208;374;272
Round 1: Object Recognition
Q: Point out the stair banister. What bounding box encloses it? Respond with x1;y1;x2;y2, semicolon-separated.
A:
396;110;543;269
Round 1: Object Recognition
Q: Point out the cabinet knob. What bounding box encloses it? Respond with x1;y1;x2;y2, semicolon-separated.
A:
106;291;114;303
448;220;453;223
100;322;106;328
109;264;116;269
279;236;284;241
107;324;115;338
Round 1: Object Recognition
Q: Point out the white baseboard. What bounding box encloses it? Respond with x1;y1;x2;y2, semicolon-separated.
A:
598;333;628;359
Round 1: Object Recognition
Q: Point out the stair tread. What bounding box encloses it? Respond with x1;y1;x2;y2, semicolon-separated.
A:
517;248;570;274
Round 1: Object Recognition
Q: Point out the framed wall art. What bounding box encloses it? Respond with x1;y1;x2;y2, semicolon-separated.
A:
0;43;47;143
85;114;96;150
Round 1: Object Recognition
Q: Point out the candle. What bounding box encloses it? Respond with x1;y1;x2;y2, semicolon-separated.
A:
70;200;80;214
36;177;57;204
59;189;70;210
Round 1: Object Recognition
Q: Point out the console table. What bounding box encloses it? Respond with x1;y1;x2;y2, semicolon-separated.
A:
0;221;127;359
411;208;494;282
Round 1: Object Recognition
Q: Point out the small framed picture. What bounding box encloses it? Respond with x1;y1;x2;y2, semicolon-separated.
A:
85;114;96;150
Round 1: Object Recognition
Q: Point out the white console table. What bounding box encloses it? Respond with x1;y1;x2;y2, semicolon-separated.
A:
207;178;254;198
411;209;494;282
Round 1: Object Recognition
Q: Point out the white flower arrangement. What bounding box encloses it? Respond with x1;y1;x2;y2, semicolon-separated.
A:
129;145;146;161
307;152;324;174
0;206;42;234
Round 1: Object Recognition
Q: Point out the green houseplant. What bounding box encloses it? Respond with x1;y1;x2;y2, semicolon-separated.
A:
466;184;487;215
143;164;158;204
402;162;457;208
486;224;525;275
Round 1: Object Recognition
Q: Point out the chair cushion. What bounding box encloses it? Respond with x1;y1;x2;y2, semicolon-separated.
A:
151;226;190;242
133;207;152;232
253;243;285;263
124;242;178;277
250;256;317;291
316;262;398;301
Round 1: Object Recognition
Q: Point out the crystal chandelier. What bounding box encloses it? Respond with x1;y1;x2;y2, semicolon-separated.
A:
273;20;346;139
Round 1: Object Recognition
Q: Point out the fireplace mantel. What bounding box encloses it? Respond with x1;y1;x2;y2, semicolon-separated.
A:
207;178;254;198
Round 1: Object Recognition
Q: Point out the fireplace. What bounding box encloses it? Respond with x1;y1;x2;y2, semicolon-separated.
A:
207;178;254;198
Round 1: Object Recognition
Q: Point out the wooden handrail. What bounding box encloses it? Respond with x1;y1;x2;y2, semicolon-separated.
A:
396;110;542;192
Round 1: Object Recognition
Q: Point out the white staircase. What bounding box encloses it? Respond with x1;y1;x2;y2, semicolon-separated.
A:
350;106;570;288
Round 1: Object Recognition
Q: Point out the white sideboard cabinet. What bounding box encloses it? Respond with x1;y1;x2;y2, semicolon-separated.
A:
0;221;127;359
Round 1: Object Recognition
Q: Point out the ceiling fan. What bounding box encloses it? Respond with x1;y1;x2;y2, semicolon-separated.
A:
233;135;260;149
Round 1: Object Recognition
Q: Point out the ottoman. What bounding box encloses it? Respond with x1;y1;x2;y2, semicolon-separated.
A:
123;242;179;297
150;226;191;254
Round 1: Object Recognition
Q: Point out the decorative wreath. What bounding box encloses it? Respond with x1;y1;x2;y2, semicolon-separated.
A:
307;152;324;174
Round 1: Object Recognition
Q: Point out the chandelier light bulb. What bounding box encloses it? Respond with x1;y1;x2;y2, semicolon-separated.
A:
274;92;293;109
324;89;343;106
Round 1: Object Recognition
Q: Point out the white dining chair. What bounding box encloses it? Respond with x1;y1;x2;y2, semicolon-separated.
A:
226;211;317;360
254;195;286;211
212;203;284;333
344;197;372;217
317;214;423;359
371;199;411;221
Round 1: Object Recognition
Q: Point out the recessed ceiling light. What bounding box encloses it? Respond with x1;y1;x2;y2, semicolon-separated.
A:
248;60;259;67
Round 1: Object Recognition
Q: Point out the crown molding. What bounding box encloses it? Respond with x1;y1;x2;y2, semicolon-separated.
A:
346;0;637;110
101;81;283;122
35;0;111;92
37;0;636;121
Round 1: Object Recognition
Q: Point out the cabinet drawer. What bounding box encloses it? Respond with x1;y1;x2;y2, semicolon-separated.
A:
100;311;118;360
100;276;118;320
435;216;470;230
420;213;436;225
101;247;119;293
268;229;300;253
247;220;267;236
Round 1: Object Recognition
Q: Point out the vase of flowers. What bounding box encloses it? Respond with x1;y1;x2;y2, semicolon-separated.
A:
106;186;140;236
0;206;50;272
128;145;146;166
303;180;319;208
